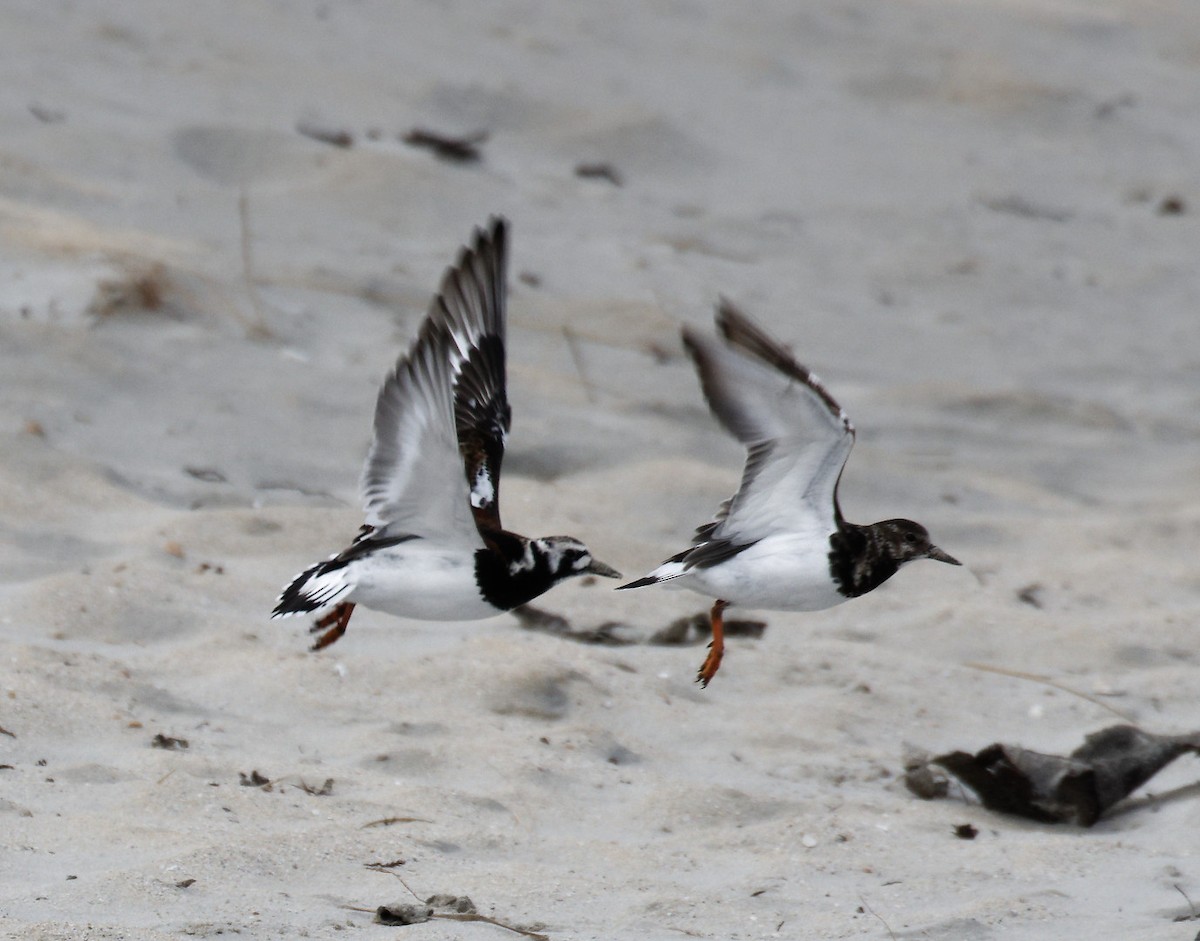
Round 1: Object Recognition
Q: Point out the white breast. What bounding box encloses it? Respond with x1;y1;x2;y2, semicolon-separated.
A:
683;533;846;612
347;542;498;621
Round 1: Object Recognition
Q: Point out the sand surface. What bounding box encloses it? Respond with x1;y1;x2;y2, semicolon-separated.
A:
3;1;1200;938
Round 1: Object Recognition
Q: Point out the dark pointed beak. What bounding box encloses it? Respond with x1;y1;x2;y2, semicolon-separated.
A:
926;545;961;566
585;558;622;579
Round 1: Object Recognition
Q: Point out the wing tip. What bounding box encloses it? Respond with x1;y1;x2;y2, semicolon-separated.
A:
463;215;508;277
482;214;508;252
360;218;513;537
707;295;850;423
433;215;509;341
714;294;744;333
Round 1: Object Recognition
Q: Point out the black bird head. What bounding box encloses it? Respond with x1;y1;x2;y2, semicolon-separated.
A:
875;519;960;567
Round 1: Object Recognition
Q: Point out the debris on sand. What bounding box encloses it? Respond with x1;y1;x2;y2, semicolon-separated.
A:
574;161;622;186
238;770;271;789
375;902;432;926
295;119;353;148
150;733;189;750
906;725;1200;826
401;127;487;163
649;611;767;646
374;894;547;939
512;604;638;646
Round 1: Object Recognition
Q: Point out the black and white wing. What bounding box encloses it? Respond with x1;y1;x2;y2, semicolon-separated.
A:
359;217;509;545
443;221;510;536
682;298;855;555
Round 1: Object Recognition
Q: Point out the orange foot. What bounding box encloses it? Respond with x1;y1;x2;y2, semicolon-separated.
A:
309;601;356;651
696;599;729;688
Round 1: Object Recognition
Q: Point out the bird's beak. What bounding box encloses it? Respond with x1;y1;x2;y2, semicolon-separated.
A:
585;558;622;579
926;545;961;566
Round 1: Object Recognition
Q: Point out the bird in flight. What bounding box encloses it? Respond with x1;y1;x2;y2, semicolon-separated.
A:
273;217;620;648
619;299;959;685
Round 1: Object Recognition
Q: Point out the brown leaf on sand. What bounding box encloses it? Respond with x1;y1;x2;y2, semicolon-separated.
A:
150;733;189;750
184;466;228;483
295;119;353;148
1015;583;1044;608
1158;195;1186;216
88;262;170;318
402;127;488;163
909;725;1200;826
574;161;623;186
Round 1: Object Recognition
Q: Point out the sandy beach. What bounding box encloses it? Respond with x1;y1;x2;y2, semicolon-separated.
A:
3;1;1200;938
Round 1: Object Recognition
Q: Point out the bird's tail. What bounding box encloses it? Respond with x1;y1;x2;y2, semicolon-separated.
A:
616;560;688;591
271;558;353;618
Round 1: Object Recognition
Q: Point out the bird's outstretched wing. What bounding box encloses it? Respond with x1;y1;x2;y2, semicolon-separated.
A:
682;298;855;558
359;217;509;545
443;220;510;535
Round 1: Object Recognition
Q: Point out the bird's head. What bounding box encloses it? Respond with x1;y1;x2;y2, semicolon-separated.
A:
533;536;622;583
876;519;960;567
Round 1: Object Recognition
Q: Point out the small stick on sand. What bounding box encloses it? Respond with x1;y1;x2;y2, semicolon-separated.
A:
562;324;598;404
237;191;273;339
858;896;897;941
361;815;431;828
964;662;1135;722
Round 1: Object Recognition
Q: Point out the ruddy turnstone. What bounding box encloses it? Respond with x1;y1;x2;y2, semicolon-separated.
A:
272;218;620;649
618;299;959;686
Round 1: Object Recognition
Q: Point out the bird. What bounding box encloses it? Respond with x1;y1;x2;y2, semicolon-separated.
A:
272;217;620;649
618;299;960;686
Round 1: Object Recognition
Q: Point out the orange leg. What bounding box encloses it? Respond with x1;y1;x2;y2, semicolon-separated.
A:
309;602;355;651
696;599;729;688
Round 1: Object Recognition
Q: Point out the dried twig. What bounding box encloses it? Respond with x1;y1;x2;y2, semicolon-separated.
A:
434;912;549;940
361;815;431;828
237;192;273;339
1174;883;1198;922
561;325;598;404
858;896;896;941
964;661;1134;722
364;858;406;871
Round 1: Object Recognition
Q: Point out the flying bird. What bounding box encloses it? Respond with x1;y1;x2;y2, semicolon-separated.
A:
619;299;959;685
273;218;620;648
